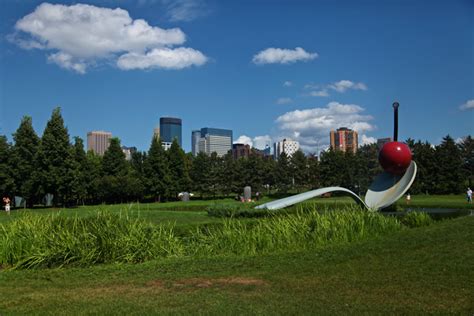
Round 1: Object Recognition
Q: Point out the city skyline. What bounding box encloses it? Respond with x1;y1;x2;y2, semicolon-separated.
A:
1;1;472;153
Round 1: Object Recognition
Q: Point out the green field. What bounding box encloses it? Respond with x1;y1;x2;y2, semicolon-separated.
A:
0;195;472;314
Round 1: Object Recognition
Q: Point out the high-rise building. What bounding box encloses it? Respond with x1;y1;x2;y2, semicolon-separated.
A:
195;127;232;157
191;130;201;156
232;143;251;159
273;139;300;159
330;127;358;153
87;131;112;156
153;127;160;140
160;117;182;149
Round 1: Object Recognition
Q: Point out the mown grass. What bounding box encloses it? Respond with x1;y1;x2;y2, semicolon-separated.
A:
0;216;472;314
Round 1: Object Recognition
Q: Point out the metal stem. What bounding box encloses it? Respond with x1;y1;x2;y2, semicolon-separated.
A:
393;102;399;141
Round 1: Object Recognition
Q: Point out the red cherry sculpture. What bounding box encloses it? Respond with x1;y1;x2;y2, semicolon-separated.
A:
379;141;412;175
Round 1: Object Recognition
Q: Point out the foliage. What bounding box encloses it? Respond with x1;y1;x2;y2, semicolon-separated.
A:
0;136;14;198
206;203;271;218
399;211;434;228
144;136;171;201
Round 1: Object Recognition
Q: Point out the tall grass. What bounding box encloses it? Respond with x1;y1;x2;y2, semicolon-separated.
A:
1;206;425;269
0;211;182;269
190;207;403;256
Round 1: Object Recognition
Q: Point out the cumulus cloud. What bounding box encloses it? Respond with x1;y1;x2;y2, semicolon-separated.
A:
234;135;272;150
252;47;318;65
234;135;253;146
117;47;207;70
360;134;376;145
11;2;207;73
459;99;474;110
276;97;293;105
329;80;367;93
275;102;375;153
283;81;293;87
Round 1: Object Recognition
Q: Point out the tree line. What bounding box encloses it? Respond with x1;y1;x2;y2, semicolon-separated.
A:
0;108;472;207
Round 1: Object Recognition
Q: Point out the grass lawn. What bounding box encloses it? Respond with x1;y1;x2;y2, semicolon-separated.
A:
0;215;472;314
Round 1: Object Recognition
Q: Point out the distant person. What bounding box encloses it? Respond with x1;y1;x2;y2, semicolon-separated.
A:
3;196;10;214
467;188;472;203
406;193;411;205
256;191;260;201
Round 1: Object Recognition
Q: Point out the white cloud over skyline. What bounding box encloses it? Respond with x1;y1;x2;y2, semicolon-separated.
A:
11;3;207;73
275;102;375;153
459;99;474;110
252;47;318;65
234;135;272;150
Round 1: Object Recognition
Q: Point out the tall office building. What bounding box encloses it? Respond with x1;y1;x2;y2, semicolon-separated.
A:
153;127;160;140
377;137;392;152
87;131;112;156
273;139;300;159
232;143;251;159
191;130;201;156
330;127;358;153
195;127;233;157
160;117;182;149
121;146;137;161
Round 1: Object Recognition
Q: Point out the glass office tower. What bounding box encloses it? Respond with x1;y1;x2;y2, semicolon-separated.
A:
160;117;182;148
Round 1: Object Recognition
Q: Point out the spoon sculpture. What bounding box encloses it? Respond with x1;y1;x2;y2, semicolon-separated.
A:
256;102;417;211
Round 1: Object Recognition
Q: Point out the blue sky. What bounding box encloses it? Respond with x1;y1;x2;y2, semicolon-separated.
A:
0;0;472;153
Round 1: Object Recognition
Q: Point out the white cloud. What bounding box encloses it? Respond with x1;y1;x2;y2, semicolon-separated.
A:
161;0;210;22
47;52;86;74
117;47;207;70
234;135;253;146
329;80;368;93
234;135;272;150
283;81;293;87
253;135;272;149
360;134;376;145
252;47;318;65
276;97;293;105
275;102;375;153
309;90;329;97
11;3;207;73
459;99;474;110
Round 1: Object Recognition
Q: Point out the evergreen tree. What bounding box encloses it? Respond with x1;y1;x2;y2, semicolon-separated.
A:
319;149;346;187
100;138;130;203
144;136;171;201
458;135;474;187
356;144;381;193
85;150;102;203
276;152;292;193
221;153;238;196
307;153;320;189
168;139;191;198
190;152;211;198
10;116;40;206
410;140;436;194
434;135;463;194
208;152;222;198
70;137;88;205
0;136;15;197
291;150;308;192
34;108;75;206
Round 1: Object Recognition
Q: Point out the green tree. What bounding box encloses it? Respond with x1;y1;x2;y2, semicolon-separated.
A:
144;137;171;201
434;135;463;194
10;116;40;206
168;139;191;198
0;136;15;197
307;153;320;189
291;150;308;192
410;140;436;194
85;150;102;203
100;138;131;203
458;135;474;187
276;152;293;193
190;152;211;198
70;137;88;205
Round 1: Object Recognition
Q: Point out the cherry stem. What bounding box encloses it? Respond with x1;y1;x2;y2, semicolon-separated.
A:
393;102;399;142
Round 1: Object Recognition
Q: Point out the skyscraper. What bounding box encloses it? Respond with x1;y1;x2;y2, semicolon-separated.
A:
330;127;358;153
195;127;232;157
191;130;201;156
273;138;300;159
160;117;182;149
87;131;112;156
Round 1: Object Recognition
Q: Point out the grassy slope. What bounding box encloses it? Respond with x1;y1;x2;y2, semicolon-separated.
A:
0;216;472;315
